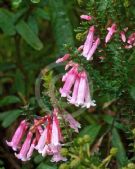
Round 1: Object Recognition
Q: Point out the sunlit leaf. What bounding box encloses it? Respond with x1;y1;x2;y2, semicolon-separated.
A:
12;69;26;95
28;15;39;34
31;0;40;3
16;20;43;50
1;109;22;128
79;124;101;145
0;9;16;35
0;96;20;107
34;7;50;20
49;0;74;54
112;128;128;167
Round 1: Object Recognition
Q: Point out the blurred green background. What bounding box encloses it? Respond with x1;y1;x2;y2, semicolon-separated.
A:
0;0;78;168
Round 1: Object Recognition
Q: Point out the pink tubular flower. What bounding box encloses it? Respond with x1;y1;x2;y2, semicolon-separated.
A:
82;26;95;57
60;66;78;97
56;54;70;63
63;114;81;133
6;120;28;151
120;31;126;42
86;37;100;60
67;76;80;105
37;125;43;135
80;15;92;21
61;66;95;108
52;109;63;143
62;67;74;82
127;33;135;46
51;113;61;145
105;23;117;43
27;138;36;160
82;78;96;108
15;131;33;161
75;71;87;106
35;127;47;153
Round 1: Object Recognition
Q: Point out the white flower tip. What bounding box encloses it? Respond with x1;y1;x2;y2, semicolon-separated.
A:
6;140;11;146
34;145;38;150
59;88;67;97
15;153;29;161
6;141;18;151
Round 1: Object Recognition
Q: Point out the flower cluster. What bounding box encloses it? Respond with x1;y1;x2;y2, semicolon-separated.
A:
6;12;135;164
59;64;95;108
56;13;135;110
56;15;101;108
6;108;80;162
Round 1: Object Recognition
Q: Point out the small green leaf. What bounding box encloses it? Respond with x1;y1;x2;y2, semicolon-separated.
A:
12;69;26;95
34;8;50;20
0;63;16;71
112;128;128;167
1;109;22;128
13;8;28;22
34;155;44;164
16;20;43;50
49;0;74;54
0;111;10;121
28;15;39;34
79;124;101;145
0;96;20;107
103;115;127;131
31;0;40;3
0;9;16;35
12;0;22;7
98;0;108;11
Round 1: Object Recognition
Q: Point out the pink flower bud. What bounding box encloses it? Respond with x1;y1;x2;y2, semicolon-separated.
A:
77;45;84;52
105;23;117;43
56;54;70;63
80;15;92;21
127;32;135;45
120;31;126;42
